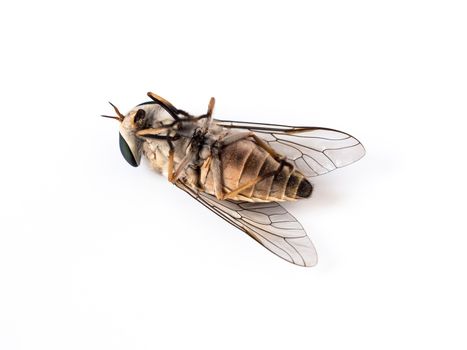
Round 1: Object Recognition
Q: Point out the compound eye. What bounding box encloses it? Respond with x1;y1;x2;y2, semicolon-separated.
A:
134;109;146;126
119;132;138;167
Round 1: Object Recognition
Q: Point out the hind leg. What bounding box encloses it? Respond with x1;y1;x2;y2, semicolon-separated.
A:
209;135;290;200
220;132;289;163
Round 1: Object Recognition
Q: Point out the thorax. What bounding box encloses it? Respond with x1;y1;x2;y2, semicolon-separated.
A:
142;120;226;176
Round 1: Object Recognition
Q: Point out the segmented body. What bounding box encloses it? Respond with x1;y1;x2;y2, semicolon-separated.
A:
142;121;312;202
109;93;364;266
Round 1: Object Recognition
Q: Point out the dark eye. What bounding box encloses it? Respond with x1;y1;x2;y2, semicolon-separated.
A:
119;133;138;167
134;109;146;125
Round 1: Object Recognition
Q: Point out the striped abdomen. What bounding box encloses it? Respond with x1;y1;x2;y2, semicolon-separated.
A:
203;139;312;202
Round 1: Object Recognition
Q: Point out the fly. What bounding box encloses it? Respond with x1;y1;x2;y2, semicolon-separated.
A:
102;92;365;267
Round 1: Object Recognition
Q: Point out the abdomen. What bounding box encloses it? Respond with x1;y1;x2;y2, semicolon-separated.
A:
203;139;312;202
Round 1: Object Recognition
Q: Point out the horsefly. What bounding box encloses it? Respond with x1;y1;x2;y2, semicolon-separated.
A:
102;92;365;266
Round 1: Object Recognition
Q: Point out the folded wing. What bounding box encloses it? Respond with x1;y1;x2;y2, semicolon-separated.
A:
215;120;365;177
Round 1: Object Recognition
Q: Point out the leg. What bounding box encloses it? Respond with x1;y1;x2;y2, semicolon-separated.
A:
210;133;292;200
167;139;175;182
250;134;286;162
198;156;211;190
211;149;225;200
170;149;197;183
177;96;214;120
147;92;181;120
221;131;286;162
195;97;216;124
137;127;168;137
209;155;266;201
207;97;215;120
222;160;288;200
222;177;264;200
219;131;252;146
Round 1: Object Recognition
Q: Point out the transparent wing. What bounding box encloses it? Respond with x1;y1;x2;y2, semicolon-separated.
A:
176;182;317;267
215;120;365;177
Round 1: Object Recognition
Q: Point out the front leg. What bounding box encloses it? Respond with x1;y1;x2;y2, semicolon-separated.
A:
168;129;206;184
169;147;198;183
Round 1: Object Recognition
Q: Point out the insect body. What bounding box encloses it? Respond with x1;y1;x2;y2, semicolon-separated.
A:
103;92;365;267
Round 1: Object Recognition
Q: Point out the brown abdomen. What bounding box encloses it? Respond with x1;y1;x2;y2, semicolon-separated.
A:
204;139;313;202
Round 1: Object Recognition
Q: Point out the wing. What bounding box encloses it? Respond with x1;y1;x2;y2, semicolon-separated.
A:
215;119;365;177
176;182;317;267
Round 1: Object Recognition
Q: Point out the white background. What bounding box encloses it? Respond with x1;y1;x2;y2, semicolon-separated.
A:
1;1;466;349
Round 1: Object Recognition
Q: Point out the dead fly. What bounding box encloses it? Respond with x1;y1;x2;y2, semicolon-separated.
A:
102;92;365;266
